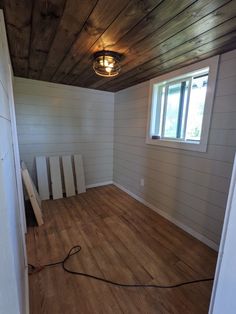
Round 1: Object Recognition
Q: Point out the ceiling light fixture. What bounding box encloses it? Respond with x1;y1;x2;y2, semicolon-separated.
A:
93;50;121;77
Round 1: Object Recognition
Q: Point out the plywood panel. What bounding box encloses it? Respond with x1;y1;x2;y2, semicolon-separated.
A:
49;156;63;200
62;155;75;197
35;156;50;200
74;154;86;194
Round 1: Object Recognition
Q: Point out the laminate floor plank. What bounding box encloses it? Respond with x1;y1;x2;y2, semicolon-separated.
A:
27;184;217;313
100;185;216;275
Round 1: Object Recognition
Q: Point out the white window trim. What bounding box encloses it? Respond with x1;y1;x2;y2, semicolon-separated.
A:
146;56;219;152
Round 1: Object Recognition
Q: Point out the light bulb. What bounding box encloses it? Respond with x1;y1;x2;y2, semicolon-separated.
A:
104;59;109;67
105;67;112;73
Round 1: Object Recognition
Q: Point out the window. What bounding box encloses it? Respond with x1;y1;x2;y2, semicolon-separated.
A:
147;56;219;152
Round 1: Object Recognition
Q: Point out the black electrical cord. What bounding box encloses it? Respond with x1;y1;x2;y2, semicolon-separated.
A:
28;245;214;289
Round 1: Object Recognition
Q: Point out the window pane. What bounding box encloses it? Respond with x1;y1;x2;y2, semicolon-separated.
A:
163;83;182;138
186;75;208;141
154;86;165;135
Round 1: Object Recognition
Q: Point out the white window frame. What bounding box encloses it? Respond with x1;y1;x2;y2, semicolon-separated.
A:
146;56;219;152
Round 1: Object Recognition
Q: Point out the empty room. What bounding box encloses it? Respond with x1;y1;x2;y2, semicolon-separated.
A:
1;0;236;313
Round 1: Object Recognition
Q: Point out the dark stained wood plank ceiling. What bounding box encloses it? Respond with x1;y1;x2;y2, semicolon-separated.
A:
1;0;236;92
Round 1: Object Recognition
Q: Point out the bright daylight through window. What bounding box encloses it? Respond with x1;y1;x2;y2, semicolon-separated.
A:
147;57;219;152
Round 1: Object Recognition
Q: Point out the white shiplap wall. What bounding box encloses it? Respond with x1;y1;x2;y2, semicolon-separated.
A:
114;49;236;248
0;11;27;314
13;50;236;249
14;78;114;187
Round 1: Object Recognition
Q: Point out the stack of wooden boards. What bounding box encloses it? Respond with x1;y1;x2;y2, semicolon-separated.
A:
36;154;86;200
21;154;86;226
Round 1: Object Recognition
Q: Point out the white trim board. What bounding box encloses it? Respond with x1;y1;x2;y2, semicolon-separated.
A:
24;267;29;314
46;181;113;197
86;181;113;189
209;154;236;313
49;156;63;200
62;155;76;197
113;182;219;251
74;154;86;194
36;156;50;200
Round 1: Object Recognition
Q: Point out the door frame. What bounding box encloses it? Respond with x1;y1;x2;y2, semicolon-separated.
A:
209;153;236;313
8;67;29;314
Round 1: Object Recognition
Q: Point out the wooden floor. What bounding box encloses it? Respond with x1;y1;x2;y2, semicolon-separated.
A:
27;184;217;314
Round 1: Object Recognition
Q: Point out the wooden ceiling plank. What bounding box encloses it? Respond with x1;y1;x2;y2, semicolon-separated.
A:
121;0;234;69
83;16;236;89
111;42;236;92
28;0;66;79
93;7;236;90
60;0;163;85
116;18;236;87
88;0;233;89
2;0;236;92
40;0;97;81
99;20;236;91
112;0;196;54
51;0;130;83
106;31;236;91
3;0;33;76
64;0;195;86
91;0;162;51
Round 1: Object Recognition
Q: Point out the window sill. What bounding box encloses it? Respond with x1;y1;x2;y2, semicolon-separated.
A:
145;137;207;152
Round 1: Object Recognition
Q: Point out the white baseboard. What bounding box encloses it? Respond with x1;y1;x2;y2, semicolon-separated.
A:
86;181;113;189
113;182;219;251
25;267;29;314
